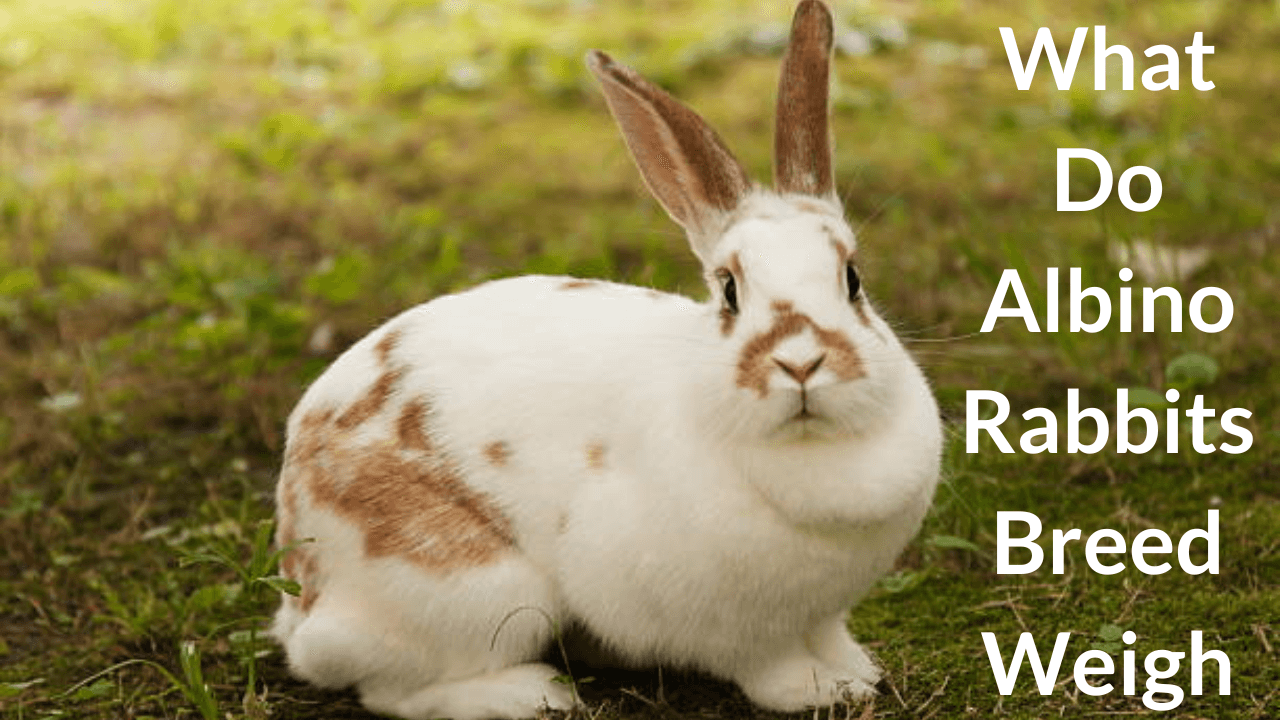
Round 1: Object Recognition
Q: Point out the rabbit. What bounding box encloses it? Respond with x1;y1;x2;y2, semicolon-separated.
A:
268;1;942;717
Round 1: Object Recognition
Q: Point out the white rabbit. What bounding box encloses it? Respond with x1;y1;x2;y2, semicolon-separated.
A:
269;1;942;717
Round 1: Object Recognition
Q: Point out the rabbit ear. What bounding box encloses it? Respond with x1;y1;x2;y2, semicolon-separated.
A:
587;50;751;252
774;0;835;199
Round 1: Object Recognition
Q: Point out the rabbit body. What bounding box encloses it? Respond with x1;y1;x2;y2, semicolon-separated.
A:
271;2;942;717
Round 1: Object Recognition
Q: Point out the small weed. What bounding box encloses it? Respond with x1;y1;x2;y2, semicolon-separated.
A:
1091;623;1130;655
173;518;301;714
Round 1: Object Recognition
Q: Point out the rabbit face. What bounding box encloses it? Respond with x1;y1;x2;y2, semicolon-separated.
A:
706;195;904;443
587;0;917;446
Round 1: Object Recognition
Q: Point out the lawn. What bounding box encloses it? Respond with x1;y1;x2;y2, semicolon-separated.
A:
1;0;1276;718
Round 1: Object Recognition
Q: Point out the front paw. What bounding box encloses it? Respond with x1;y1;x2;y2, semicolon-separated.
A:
806;621;882;688
737;653;876;711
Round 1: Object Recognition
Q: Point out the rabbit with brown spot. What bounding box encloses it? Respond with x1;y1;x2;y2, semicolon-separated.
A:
270;2;942;717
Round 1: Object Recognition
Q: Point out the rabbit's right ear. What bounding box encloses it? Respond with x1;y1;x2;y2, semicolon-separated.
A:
587;50;751;256
774;0;835;199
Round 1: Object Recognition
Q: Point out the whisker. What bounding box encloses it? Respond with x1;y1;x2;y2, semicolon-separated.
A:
901;332;982;344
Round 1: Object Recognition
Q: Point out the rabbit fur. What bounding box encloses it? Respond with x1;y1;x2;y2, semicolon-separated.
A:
270;1;943;717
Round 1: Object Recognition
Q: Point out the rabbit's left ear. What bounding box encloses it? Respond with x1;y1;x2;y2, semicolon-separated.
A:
587;50;751;257
774;0;836;199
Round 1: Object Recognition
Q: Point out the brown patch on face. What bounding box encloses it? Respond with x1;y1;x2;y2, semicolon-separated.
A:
736;301;809;397
305;443;515;572
335;368;403;430
560;279;597;290
719;308;736;336
397;398;432;452
812;325;865;382
823;225;851;260
725;252;745;286
735;300;864;397
483;441;511;468
374;328;402;367
585;442;606;471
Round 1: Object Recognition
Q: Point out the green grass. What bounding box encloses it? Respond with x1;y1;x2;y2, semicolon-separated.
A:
2;0;1277;718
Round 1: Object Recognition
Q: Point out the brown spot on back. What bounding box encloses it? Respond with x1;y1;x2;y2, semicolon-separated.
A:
397;398;433;451
374;328;402;367
335;368;403;430
560;279;597;290
483;441;511;468
287;407;334;466
302;406;335;429
735;300;864;397
585;442;607;471
304;442;515;572
279;344;514;577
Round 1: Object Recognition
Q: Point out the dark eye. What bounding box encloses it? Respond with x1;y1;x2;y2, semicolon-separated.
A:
845;263;861;302
721;273;739;314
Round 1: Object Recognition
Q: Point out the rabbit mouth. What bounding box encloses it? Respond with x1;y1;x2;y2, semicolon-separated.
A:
791;388;821;420
776;409;839;442
775;389;852;440
786;392;829;425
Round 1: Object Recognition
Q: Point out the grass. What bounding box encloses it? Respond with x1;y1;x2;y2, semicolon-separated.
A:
1;0;1277;718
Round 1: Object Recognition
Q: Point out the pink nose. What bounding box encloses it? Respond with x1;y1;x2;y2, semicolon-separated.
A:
773;354;826;385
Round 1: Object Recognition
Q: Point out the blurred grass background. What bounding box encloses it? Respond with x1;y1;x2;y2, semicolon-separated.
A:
1;0;1276;718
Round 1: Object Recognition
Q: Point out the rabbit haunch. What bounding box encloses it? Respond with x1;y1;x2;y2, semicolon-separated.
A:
276;333;519;594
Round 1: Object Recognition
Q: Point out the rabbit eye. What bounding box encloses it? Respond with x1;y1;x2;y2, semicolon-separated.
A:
720;272;739;315
846;263;861;302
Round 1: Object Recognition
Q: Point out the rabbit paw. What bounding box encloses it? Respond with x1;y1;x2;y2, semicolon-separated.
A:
738;649;876;712
362;663;577;720
805;615;882;687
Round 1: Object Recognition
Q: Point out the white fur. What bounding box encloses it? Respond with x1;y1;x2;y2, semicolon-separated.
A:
270;10;943;714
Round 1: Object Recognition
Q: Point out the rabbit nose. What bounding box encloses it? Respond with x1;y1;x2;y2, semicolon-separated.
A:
774;354;826;385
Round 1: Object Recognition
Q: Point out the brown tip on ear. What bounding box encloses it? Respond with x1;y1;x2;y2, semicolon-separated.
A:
774;0;836;198
585;49;613;76
586;49;750;238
